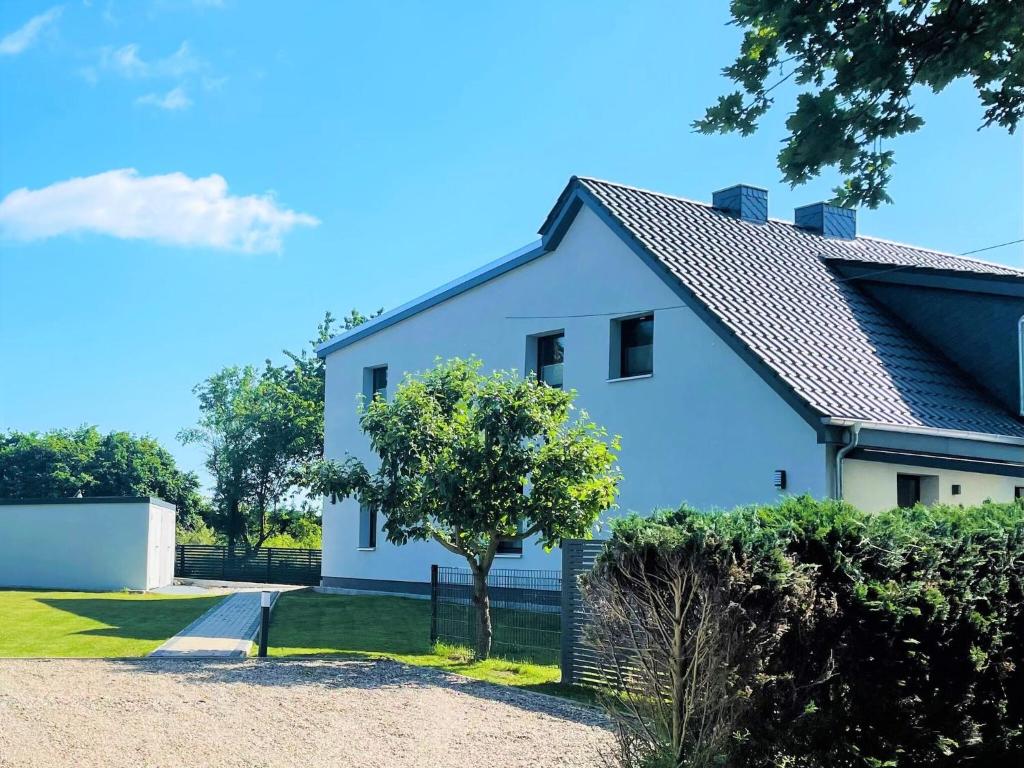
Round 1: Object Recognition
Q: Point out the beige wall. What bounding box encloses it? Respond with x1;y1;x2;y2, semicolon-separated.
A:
843;458;1021;513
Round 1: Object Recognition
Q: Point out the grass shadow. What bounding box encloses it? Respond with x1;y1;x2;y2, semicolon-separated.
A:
37;595;224;640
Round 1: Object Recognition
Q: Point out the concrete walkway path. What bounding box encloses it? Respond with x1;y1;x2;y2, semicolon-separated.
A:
149;591;278;658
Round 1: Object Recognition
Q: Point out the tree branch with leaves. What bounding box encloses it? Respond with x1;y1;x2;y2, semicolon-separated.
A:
695;0;1023;208
305;357;621;659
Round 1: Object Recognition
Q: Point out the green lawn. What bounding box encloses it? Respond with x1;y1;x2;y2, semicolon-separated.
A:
269;591;590;701
0;590;224;657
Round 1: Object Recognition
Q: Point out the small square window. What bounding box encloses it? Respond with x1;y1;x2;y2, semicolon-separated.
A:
611;314;653;378
358;504;377;549
536;333;564;388
1016;486;1024;499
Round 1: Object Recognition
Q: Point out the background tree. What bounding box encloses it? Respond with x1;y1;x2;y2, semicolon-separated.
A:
180;365;318;549
0;426;209;530
695;1;1023;207
306;357;621;660
182;308;382;548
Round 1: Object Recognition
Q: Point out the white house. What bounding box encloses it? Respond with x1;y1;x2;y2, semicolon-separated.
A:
317;177;1024;596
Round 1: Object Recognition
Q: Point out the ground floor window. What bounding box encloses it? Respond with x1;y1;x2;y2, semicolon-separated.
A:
896;474;921;509
358;504;377;549
1016;486;1024;499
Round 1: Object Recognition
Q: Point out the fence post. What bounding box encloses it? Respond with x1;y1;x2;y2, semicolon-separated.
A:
429;564;439;645
560;540;576;685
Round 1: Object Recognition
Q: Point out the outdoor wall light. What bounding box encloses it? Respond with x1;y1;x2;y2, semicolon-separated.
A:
774;470;787;490
258;590;272;658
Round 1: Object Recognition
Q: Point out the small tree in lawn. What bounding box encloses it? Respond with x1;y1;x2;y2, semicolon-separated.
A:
306;357;621;659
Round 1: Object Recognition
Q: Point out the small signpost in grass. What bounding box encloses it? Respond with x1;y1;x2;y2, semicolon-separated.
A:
258;590;271;657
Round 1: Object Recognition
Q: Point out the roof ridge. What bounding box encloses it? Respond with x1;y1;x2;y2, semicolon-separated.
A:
577;176;1024;276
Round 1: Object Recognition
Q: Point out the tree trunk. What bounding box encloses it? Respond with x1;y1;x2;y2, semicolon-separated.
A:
472;567;493;660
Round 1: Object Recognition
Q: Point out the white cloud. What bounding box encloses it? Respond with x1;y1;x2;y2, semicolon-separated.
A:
0;6;63;56
0;169;319;253
99;41;201;79
136;85;191;110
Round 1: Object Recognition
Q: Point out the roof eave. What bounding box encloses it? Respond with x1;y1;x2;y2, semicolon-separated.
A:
316;240;547;358
823;416;1024;449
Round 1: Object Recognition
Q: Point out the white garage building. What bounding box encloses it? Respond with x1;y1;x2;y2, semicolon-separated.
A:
0;497;176;591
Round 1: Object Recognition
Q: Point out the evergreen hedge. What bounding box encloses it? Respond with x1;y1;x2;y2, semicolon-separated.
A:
590;496;1024;767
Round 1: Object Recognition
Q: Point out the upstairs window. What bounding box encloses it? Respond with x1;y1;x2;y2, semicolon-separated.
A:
611;314;654;379
536;333;564;389
364;365;388;402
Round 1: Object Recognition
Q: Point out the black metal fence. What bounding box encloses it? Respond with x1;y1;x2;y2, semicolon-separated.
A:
560;538;609;685
174;544;322;586
430;564;561;665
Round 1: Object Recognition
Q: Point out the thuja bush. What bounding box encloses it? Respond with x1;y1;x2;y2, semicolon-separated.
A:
584;496;1024;768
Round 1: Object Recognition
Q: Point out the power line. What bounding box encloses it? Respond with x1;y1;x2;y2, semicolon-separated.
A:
959;238;1024;256
505;305;684;319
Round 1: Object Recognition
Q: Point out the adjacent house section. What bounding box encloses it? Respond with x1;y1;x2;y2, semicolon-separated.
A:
317;177;1024;596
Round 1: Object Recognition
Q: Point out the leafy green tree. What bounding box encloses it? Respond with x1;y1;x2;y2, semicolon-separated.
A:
306;358;621;659
695;1;1023;207
0;426;208;528
180;365;317;549
180;307;382;549
281;308;384;455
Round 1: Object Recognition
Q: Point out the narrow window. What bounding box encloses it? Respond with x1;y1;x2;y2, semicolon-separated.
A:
358;504;377;549
364;365;388;402
371;366;388;399
536;333;564;388
896;474;921;509
1018;316;1023;416
1015;486;1024;499
618;314;654;378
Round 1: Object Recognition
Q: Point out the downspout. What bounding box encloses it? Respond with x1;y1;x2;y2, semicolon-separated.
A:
834;423;862;500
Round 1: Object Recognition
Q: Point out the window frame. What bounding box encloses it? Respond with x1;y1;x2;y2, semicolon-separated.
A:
610;312;654;380
896;473;922;509
536;332;565;389
363;364;389;403
357;503;377;550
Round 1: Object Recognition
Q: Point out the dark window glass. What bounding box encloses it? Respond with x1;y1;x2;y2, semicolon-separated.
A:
371;366;388;399
620;315;654;377
537;333;564;388
496;537;523;555
896;474;921;509
1016;486;1024;499
358;504;377;549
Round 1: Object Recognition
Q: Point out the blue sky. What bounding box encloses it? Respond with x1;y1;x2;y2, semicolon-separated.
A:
1;0;1022;488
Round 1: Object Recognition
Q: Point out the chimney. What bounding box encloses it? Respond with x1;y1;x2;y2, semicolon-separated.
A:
712;184;768;224
794;201;856;239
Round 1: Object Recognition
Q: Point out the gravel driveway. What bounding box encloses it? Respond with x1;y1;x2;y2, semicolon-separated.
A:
0;658;611;768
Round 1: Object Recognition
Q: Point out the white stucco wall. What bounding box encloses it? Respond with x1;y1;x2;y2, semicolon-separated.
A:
0;499;176;591
321;205;828;588
843;459;1020;513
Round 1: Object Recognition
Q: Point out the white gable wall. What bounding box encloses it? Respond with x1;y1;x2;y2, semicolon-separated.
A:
322;205;828;588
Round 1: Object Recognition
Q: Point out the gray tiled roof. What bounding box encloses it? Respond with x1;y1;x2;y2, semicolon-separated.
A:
576;177;1024;438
